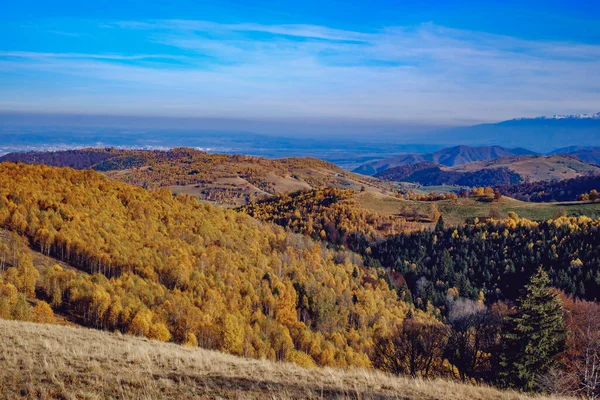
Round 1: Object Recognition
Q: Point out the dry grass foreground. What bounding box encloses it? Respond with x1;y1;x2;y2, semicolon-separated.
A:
0;319;569;400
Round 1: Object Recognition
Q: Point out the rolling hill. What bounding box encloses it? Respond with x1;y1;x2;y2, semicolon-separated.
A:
375;163;522;186
353;146;535;176
373;155;600;187
452;154;600;182
2;163;599;398
0;148;388;205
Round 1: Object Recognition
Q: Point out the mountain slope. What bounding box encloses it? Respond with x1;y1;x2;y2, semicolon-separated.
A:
0;162;411;368
548;146;600;155
0;319;560;400
353;146;535;176
0;148;387;205
554;148;600;165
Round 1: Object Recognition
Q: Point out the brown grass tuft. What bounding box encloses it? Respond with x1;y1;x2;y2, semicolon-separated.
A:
0;319;571;400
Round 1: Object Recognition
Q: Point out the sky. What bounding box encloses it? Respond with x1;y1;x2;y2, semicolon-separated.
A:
2;0;600;131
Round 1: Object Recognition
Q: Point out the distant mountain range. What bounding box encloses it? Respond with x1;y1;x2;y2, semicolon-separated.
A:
515;112;600;120
353;145;535;175
352;142;600;187
416;113;600;152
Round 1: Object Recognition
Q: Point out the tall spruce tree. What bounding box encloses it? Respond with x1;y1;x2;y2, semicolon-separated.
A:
497;268;567;391
435;215;445;231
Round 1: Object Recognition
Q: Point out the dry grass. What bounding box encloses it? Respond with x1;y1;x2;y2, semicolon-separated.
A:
0;319;569;400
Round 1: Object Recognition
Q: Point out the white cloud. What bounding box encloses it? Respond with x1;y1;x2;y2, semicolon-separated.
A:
1;21;599;122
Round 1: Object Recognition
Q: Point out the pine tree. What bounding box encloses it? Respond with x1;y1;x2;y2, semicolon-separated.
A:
497;268;567;391
435;215;445;231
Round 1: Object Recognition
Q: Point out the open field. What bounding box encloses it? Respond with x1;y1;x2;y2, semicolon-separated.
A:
355;192;600;226
0;319;569;400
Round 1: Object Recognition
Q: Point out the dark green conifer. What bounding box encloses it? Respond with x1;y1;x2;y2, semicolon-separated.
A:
435;215;445;231
498;268;567;391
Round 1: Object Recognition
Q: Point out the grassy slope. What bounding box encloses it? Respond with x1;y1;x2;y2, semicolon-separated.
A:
0;319;566;400
355;192;600;226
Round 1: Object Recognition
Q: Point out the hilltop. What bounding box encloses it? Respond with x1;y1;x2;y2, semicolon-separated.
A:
0;148;387;205
0;319;561;400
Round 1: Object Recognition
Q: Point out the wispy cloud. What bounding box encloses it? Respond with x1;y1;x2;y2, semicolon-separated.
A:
0;51;188;61
1;20;599;122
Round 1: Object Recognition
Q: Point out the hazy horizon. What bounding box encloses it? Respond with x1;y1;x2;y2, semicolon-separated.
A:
2;0;600;130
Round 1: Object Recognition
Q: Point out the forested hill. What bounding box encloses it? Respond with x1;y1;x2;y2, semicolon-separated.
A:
496;174;600;202
451;154;600;182
0;162;413;369
370;215;600;307
0;148;386;205
239;188;422;247
238;187;600;307
375;163;522;186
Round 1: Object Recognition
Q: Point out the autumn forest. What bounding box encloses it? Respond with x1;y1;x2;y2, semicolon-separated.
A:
1;148;600;398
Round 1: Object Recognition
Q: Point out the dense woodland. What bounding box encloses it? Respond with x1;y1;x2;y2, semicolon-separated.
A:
238;187;600;394
0;162;418;368
375;162;523;186
240;188;600;308
496;175;600;202
240;188;422;247
0;162;599;396
372;215;600;308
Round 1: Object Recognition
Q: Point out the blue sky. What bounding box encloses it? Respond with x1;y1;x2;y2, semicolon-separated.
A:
2;0;600;127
